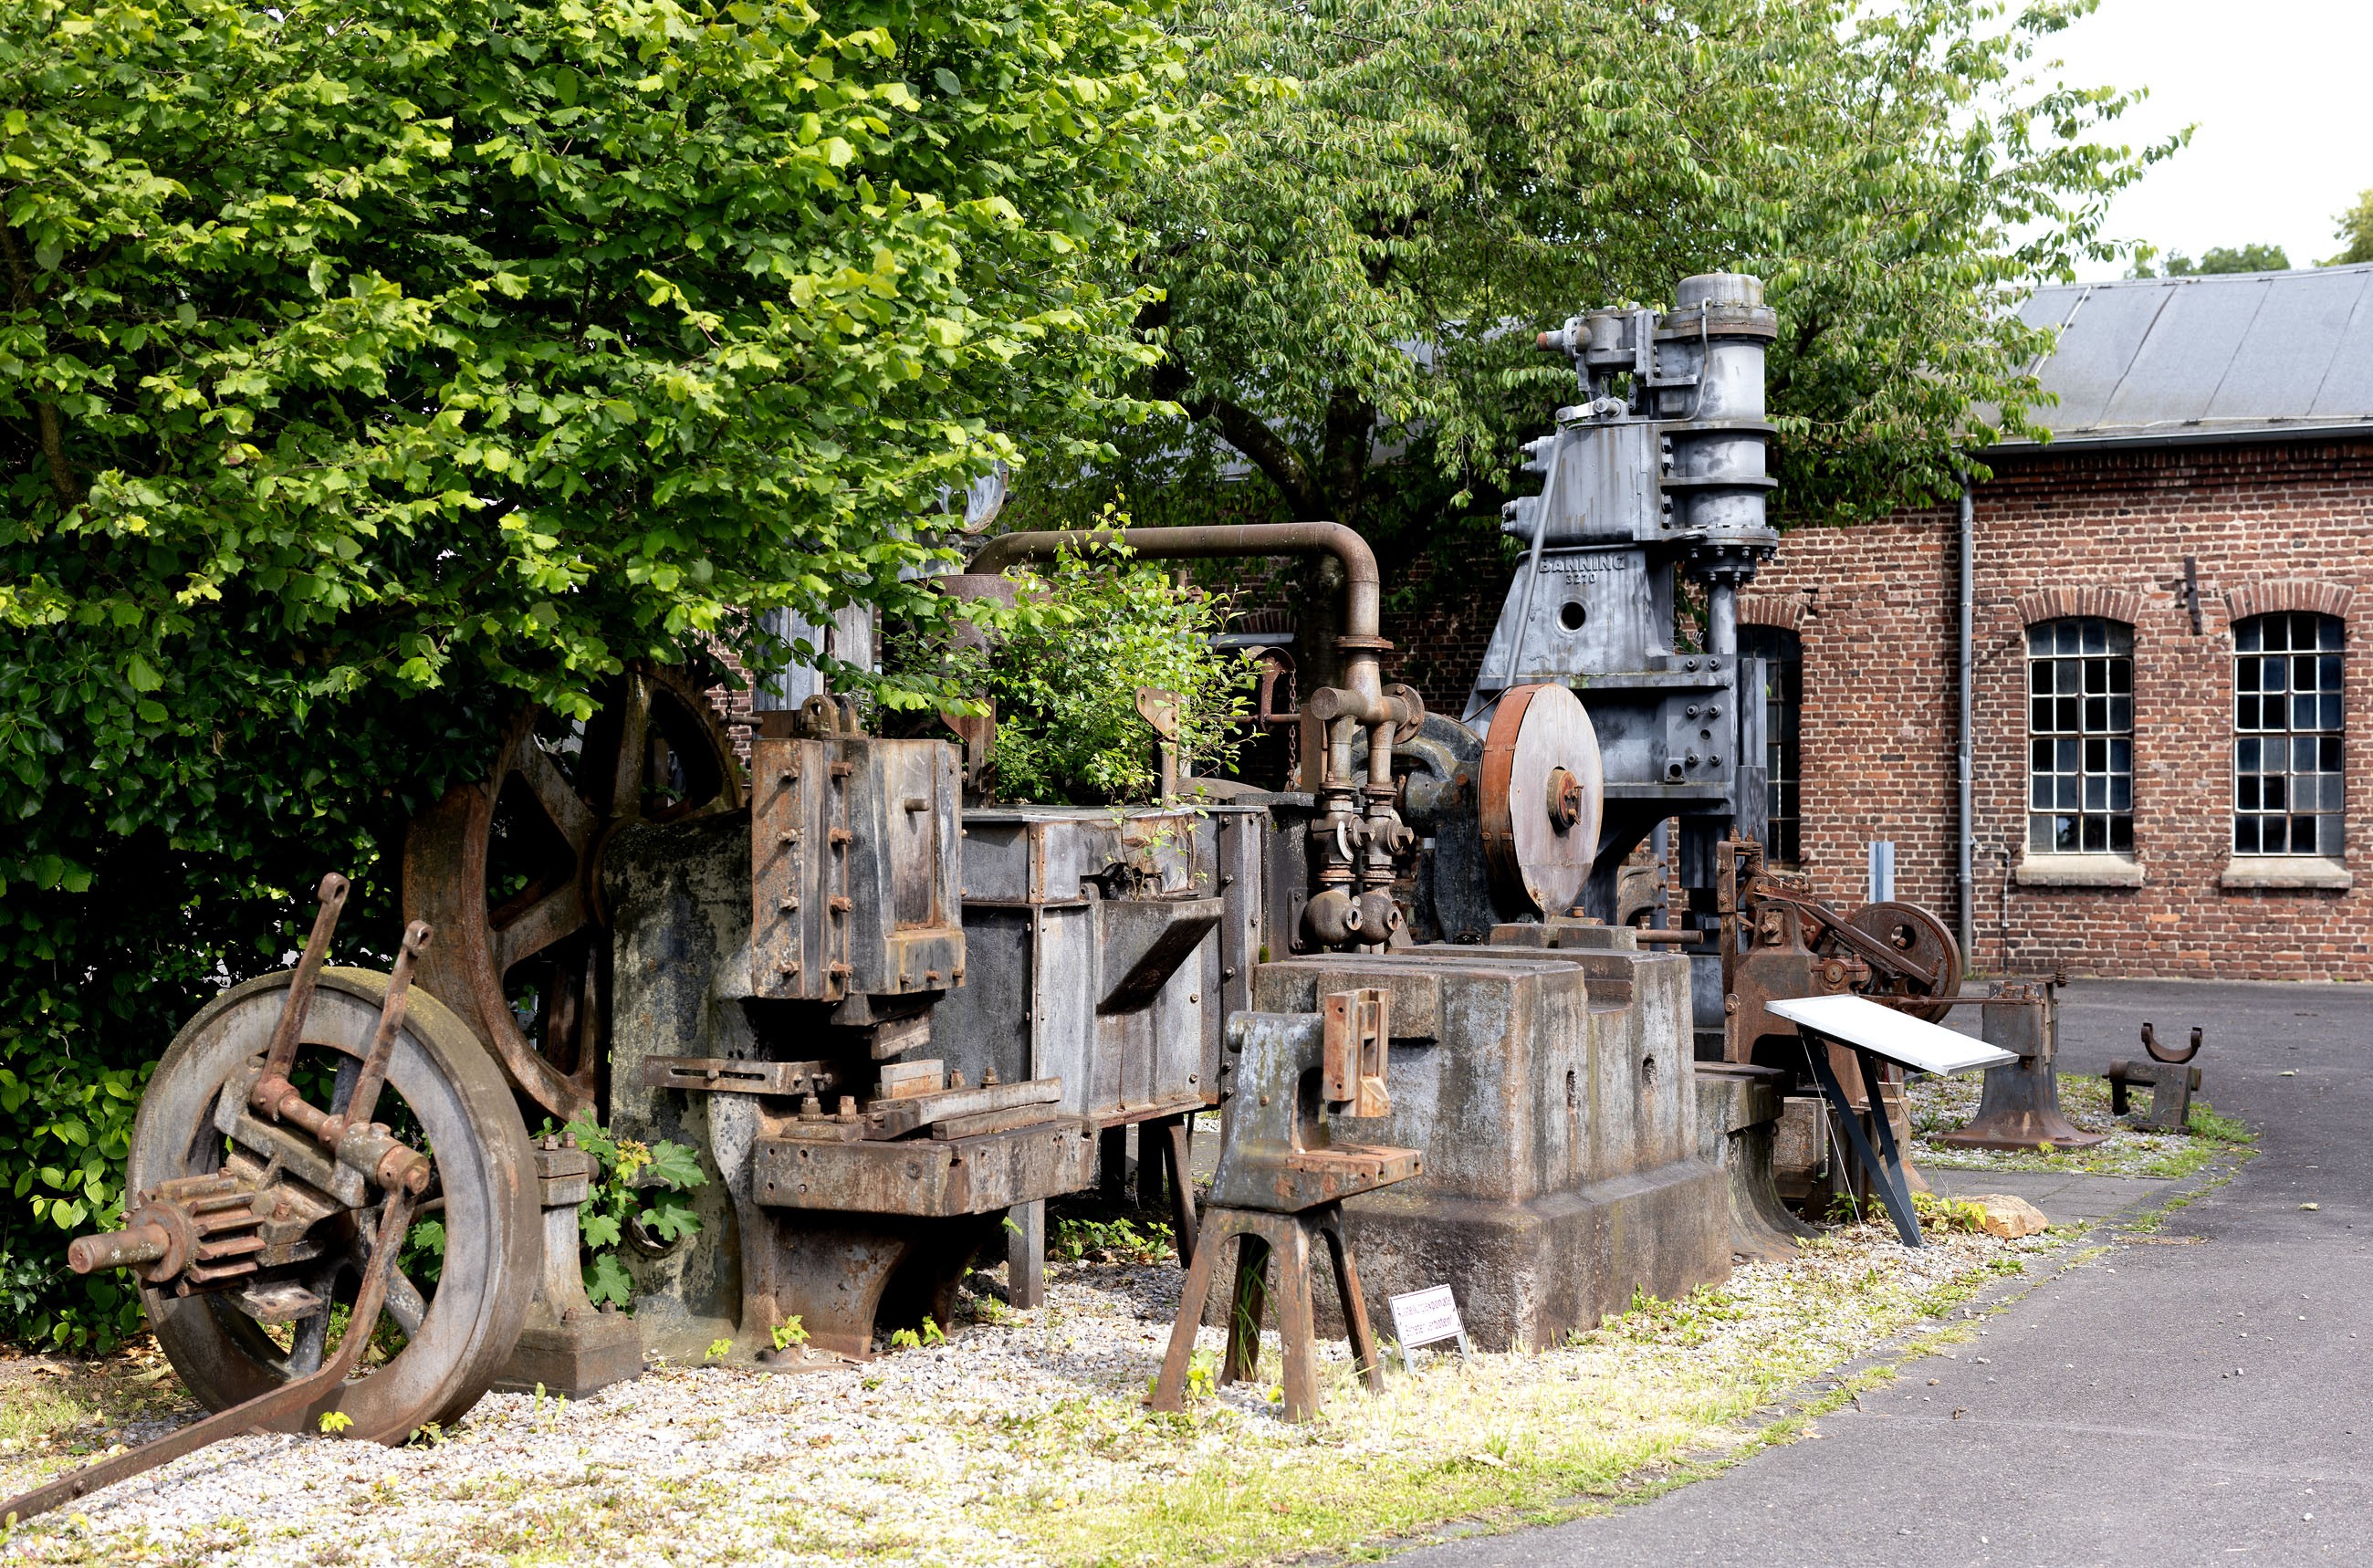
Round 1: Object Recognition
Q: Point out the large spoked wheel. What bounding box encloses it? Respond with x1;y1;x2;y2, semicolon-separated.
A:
131;969;538;1437
1839;900;1962;1022
404;666;744;1119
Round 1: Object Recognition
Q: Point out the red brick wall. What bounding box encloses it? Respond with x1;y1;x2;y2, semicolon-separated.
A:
1744;514;1960;917
1754;436;2373;980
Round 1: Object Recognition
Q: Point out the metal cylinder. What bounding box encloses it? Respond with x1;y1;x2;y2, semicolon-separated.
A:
1707;580;1738;658
67;1221;171;1276
1664;274;1779;586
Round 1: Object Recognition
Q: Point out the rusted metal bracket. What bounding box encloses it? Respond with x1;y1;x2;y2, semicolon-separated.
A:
259;872;350;1082
2112;1022;2207;1131
864;1077;1062;1140
641;1057;842;1096
1322;988;1390;1117
2142;1020;2203;1064
3;1186;417;1527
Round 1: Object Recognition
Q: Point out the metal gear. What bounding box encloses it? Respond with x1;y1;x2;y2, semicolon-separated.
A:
1839;900;1962;1023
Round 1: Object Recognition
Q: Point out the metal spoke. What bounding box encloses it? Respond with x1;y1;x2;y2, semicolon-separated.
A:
285;1257;346;1375
349;1236;428;1343
494;882;588;974
287;1308;329;1376
605;673;651;818
517;740;601;855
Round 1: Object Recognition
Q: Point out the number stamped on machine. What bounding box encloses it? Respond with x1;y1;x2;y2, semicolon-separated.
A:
1387;1284;1469;1356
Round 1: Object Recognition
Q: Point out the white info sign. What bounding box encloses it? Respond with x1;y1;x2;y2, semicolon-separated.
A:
1386;1284;1470;1360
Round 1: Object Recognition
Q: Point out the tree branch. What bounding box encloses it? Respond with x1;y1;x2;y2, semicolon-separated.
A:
1318;386;1374;531
1137;296;1325;517
0;224;84;510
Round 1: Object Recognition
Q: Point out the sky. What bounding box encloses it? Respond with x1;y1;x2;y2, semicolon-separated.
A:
2043;0;2373;278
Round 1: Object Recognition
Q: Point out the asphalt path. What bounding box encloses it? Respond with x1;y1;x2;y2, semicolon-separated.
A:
1396;978;2373;1568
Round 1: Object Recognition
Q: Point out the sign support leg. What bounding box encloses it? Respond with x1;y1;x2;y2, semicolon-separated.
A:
1803;1037;1922;1248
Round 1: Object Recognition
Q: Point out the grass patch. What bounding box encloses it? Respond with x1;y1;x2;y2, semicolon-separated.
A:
971;1228;2049;1566
0;1343;195;1495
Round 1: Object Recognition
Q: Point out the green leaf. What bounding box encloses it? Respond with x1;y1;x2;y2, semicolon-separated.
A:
640;1197;701;1243
643;1141;707;1191
583;1252;634;1309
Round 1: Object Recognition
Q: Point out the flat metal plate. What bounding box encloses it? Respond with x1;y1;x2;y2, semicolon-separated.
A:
1766;994;2015;1075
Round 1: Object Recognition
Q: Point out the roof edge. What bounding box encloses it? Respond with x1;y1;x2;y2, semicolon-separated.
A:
1989;419;2373;455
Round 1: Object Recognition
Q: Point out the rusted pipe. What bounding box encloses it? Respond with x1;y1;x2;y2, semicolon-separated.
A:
968;522;1381;653
976;523;1412;950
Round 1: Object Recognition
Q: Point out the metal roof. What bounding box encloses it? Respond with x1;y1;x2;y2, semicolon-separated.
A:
2002;264;2373;449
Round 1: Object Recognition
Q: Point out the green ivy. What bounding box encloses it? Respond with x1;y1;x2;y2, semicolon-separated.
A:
539;1110;707;1309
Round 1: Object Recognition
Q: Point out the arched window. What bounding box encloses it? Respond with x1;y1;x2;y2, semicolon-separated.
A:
2233;612;2343;857
1738;625;1801;868
2027;618;2133;854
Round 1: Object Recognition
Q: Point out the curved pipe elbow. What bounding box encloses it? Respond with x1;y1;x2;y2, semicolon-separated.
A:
967;523;1382;644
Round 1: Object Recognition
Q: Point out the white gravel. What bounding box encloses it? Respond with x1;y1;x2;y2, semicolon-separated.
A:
0;1223;2056;1567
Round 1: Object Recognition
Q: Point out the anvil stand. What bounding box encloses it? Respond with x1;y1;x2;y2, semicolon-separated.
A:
1799;1034;1924;1249
1150;989;1419;1421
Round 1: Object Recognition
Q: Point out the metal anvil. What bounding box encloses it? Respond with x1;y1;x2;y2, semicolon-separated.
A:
1153;988;1418;1420
1209;990;1420;1214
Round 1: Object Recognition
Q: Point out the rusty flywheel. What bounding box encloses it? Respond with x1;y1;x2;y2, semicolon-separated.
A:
1479;682;1605;918
1836;900;1962;1023
403;666;745;1118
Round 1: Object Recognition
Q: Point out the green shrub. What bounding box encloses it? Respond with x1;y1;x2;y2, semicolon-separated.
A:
950;524;1256;805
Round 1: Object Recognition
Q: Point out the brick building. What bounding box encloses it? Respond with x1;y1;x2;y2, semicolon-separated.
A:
1727;266;2373;980
1342;266;2373;977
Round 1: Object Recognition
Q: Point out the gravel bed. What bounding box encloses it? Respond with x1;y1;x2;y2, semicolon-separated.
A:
1906;1069;2232;1176
0;1222;2055;1567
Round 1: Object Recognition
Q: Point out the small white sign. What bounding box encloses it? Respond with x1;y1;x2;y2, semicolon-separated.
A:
1388;1284;1467;1354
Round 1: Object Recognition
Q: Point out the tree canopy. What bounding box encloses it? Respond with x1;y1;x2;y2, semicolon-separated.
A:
2326;189;2373;267
0;0;1176;1344
2133;243;2291;277
1046;0;2172;593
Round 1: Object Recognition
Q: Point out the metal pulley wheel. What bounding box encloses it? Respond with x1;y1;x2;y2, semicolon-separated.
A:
131;969;538;1437
1840;900;1962;1023
404;665;744;1118
1479;683;1605;917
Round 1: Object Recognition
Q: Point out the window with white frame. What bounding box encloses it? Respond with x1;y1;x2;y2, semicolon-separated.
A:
2027;617;2134;854
2232;612;2343;858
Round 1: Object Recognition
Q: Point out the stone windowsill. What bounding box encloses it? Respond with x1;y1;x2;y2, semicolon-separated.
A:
2220;855;2352;891
2014;852;2143;888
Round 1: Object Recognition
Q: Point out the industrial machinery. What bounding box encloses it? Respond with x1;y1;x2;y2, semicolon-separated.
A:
1461;271;1781;925
5;878;538;1523
22;269;2003;1521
